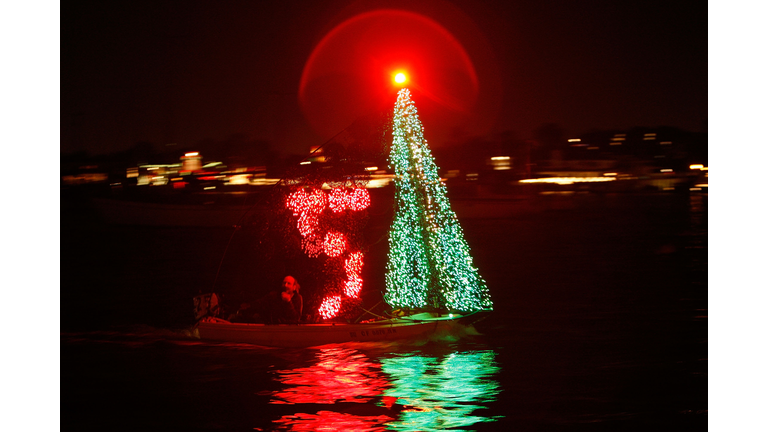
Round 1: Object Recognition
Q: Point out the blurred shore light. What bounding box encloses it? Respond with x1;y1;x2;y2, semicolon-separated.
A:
520;177;616;185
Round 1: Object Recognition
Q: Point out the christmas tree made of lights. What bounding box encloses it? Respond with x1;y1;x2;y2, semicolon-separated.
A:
384;88;493;312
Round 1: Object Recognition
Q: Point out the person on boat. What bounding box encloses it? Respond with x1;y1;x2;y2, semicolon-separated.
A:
227;276;303;324
264;275;303;324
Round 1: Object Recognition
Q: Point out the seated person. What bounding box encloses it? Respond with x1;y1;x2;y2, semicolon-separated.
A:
264;275;303;324
227;276;303;324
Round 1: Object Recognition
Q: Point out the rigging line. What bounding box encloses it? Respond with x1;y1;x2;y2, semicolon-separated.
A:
210;120;361;293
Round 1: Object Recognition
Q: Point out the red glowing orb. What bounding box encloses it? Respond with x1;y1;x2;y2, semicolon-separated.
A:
299;9;484;143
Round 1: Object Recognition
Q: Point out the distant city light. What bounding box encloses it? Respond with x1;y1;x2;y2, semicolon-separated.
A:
226;174;251;185
184;152;199;157
661;169;674;173
300;161;311;165
519;177;616;185
490;156;510;160
567;138;581;142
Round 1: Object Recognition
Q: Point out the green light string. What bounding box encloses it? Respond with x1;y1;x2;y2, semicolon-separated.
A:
384;89;493;312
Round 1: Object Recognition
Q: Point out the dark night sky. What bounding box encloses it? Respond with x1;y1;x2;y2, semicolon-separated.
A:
60;0;707;157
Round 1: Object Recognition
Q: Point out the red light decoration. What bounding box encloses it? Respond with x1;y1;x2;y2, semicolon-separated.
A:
343;252;365;298
287;189;327;216
328;187;347;213
318;296;342;320
348;188;370;211
344;276;363;298
345;251;364;276
285;188;370;319
297;213;320;237
323;232;347;257
328;187;371;213
301;236;324;258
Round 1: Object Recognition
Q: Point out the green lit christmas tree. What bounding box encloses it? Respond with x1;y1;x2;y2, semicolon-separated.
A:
384;88;493;312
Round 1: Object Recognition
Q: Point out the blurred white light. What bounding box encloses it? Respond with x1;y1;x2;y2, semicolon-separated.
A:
520;177;616;185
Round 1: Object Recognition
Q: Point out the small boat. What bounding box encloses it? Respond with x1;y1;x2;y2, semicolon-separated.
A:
193;311;486;348
191;89;494;347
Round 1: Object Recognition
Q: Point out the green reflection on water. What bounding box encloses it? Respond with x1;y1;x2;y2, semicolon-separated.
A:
381;350;503;430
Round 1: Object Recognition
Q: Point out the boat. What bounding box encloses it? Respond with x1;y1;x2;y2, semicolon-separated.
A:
193;311;486;348
191;88;493;347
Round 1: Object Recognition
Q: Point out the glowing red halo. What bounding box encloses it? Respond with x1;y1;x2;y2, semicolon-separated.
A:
299;9;480;141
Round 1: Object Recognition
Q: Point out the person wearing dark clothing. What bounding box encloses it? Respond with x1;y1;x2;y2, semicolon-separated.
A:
264;275;303;324
227;276;303;324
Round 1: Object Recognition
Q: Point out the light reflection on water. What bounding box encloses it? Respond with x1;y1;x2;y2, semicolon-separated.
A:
381;350;502;431
269;346;502;431
271;347;390;405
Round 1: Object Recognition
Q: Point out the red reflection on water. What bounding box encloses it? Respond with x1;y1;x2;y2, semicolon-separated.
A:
272;410;394;432
271;347;391;405
270;347;397;430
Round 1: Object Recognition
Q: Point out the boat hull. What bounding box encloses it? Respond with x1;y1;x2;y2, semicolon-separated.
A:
194;313;477;347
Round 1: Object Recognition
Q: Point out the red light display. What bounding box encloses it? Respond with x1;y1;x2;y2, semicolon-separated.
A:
348;188;371;211
323;232;347;257
318;296;342;320
329;187;347;213
344;277;363;298
286;187;370;319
